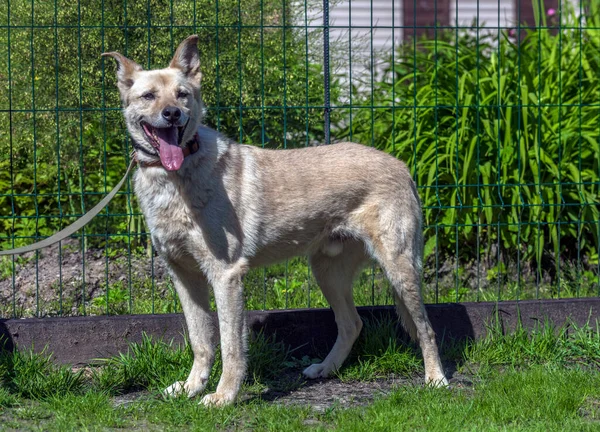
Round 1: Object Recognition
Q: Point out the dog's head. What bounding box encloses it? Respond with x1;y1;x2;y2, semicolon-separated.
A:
102;35;204;171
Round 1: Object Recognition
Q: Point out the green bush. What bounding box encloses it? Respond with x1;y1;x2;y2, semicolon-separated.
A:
0;0;331;248
335;1;600;274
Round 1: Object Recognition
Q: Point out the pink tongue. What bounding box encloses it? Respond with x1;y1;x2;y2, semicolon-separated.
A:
155;127;184;171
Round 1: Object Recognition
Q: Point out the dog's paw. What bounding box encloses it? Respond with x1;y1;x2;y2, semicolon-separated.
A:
163;380;205;398
200;392;235;407
163;381;187;397
425;375;449;388
302;363;330;379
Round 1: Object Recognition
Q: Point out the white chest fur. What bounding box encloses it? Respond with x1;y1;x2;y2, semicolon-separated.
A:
133;167;200;261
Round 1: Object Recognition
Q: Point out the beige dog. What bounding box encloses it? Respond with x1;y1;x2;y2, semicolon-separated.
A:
103;35;447;406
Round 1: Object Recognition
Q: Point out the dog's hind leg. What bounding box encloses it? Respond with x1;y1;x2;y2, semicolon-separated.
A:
374;233;448;387
387;256;447;386
163;261;216;398
303;240;368;379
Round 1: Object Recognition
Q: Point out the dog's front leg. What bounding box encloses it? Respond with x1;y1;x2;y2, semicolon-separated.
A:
163;261;216;398
201;262;248;407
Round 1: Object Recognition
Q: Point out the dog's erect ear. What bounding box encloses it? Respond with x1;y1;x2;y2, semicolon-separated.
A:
169;35;202;85
101;52;143;94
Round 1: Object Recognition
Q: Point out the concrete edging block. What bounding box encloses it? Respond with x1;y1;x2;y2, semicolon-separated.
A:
1;298;599;365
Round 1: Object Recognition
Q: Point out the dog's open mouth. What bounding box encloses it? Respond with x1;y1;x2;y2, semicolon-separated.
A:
142;123;186;171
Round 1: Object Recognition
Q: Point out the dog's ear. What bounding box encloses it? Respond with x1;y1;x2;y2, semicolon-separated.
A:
169;35;202;85
101;52;143;94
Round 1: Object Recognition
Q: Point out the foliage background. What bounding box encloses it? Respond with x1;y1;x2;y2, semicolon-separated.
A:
0;0;599;315
335;1;600;298
0;0;330;248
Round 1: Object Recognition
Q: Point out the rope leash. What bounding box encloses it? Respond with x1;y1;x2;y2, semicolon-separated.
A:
0;160;137;256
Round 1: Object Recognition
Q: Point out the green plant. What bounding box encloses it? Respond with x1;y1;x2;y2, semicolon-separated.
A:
92;330;290;395
335;1;600;281
0;255;32;279
247;330;290;381
0;0;337;250
90;282;130;315
338;316;422;380
92;333;194;395
0;348;85;399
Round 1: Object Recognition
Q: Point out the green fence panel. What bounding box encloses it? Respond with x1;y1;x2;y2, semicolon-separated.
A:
0;0;598;318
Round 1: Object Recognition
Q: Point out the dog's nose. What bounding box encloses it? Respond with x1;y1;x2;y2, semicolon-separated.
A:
162;106;181;123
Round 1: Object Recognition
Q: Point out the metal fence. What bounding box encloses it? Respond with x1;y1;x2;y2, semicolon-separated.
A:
0;0;598;318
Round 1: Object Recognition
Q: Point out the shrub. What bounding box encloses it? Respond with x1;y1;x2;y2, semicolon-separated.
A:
335;1;600;275
0;0;332;248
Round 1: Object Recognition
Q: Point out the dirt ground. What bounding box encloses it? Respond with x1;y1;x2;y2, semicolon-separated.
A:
267;372;472;410
0;239;171;317
258;375;424;411
0;236;504;318
111;367;473;411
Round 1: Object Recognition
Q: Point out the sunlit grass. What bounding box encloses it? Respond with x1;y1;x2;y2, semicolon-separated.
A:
3;314;600;429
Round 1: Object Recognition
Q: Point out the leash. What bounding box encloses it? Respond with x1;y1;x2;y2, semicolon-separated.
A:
0;133;201;256
0;159;137;256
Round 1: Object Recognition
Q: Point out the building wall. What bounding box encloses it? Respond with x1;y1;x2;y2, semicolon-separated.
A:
450;1;515;29
315;0;565;89
325;0;564;51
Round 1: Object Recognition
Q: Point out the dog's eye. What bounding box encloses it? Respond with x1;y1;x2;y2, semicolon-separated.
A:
177;91;189;99
142;92;155;101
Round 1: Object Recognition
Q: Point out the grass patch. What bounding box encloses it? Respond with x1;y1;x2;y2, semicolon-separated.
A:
337;315;423;381
2;316;600;429
0;387;18;410
92;330;290;396
328;367;600;431
464;319;600;370
1;367;600;430
0;348;85;399
47;392;130;430
92;334;194;395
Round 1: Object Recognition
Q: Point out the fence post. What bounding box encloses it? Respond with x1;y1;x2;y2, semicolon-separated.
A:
323;0;330;144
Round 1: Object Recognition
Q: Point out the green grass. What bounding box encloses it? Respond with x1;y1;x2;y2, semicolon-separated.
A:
335;315;423;381
464;319;600;369
1;367;600;431
89;330;290;396
2;317;600;430
0;348;85;399
330;367;600;431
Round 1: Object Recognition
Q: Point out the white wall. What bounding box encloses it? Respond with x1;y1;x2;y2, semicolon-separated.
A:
450;1;515;30
303;1;545;92
318;0;402;96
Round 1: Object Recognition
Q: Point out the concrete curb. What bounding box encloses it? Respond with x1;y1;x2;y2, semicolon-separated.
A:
1;298;600;365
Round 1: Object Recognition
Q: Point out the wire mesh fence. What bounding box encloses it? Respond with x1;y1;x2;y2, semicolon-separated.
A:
0;0;598;318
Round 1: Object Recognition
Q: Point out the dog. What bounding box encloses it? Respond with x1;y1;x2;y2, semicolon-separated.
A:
102;35;447;406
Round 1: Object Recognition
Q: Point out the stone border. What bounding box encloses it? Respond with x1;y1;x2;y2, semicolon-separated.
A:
1;298;599;365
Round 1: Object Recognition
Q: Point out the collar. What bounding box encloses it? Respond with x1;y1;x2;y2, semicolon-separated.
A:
135;133;200;168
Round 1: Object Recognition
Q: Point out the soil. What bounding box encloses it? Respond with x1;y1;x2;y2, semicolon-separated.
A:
110;370;475;412
259;363;473;410
0;239;171;317
268;373;474;411
259;375;421;411
0;237;500;318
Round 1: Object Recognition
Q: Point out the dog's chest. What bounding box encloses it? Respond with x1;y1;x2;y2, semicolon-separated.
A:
133;169;201;258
